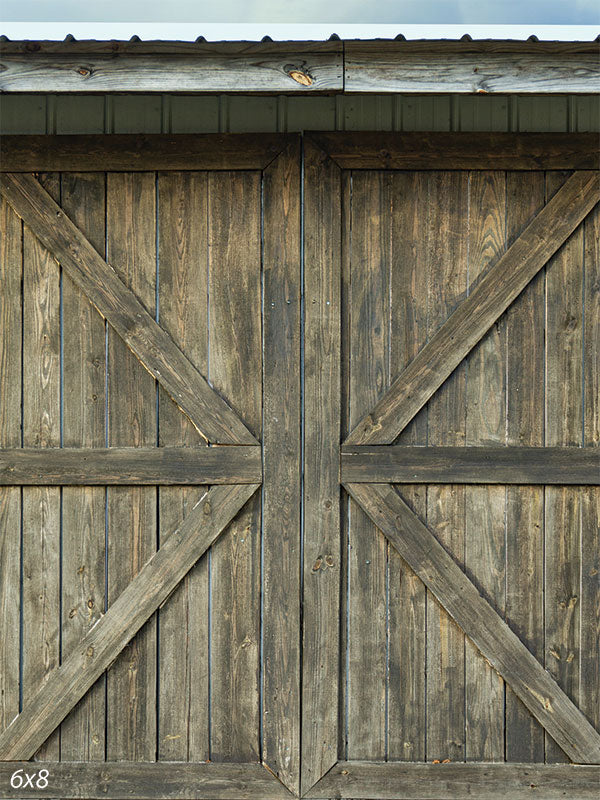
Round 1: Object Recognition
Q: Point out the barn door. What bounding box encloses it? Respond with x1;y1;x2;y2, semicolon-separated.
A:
302;133;600;798
0;134;301;798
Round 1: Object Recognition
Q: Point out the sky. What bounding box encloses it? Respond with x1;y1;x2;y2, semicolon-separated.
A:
1;0;599;24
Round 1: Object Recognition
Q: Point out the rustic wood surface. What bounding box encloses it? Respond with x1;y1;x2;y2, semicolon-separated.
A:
301;138;341;793
307;761;600;799
0;761;292;799
340;446;600;484
308;132;599;170
345;170;600;445
0;172;257;445
261;138;302;794
344;482;600;764
0;134;290;172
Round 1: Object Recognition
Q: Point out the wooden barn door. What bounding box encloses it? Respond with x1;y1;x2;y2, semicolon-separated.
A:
302;133;600;799
0;134;301;798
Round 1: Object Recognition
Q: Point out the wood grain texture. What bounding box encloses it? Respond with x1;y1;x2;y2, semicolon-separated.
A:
301;138;341;792
340;447;600;484
345;483;600;764
0;172;257;445
308;132;599;170
345;170;600;446
0;196;22;736
0;134;289;172
0;761;293;800
0;447;262;484
344;47;600;94
21;173;61;761
306;760;600;799
59;172;106;761
504;171;546;763
262;138;302;793
208;171;262;763
0;484;259;761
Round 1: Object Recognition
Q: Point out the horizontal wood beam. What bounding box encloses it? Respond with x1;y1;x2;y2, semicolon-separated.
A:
341;446;600;485
345;170;600;445
308;132;599;170
307;761;600;799
0;483;259;760
345;482;600;764
0;447;262;485
0;134;290;172
0;761;292;799
0;173;258;445
345;44;600;93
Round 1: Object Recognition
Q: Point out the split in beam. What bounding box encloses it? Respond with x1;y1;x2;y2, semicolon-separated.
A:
345;482;600;764
341;446;600;485
0;483;259;761
0;447;262;485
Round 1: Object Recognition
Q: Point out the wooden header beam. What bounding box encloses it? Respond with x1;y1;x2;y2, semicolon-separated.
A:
0;39;597;93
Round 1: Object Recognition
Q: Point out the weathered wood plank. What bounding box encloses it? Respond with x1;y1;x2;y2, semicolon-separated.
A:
346;170;390;762
0;196;22;737
262;138;302;794
0;172;258;445
0;761;293;800
464;170;507;761
340;446;600;484
105;171;157;763
21;173;61;761
0;447;263;485
345;170;600;446
306;761;600;799
423;170;468;762
302;137;341;792
0;484;259;761
208;171;262;762
59;171;106;761
0;134;289;172
345;482;600;764
156;170;209;762
504;171;546;763
345;46;600;94
0;51;343;93
308;132;599;170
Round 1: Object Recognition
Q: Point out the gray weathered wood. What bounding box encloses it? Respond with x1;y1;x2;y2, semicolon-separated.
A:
0;447;262;484
344;482;600;764
301;137;341;792
340;446;600;484
306;761;600;799
0;134;290;172
0;172;257;445
345;44;600;94
262;138;302;794
0;761;292;799
308;132;599;170
0;484;259;761
345;170;600;446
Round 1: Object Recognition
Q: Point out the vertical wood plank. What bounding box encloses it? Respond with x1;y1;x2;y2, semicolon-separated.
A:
388;172;428;762
208;171;262;762
106;171;157;762
347;171;390;761
464;170;506;762
425;170;468;762
544;171;583;763
21;174;61;761
157;171;209;763
0;197;22;735
262;138;302;794
302;138;341;792
60;172;106;761
505;171;546;762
